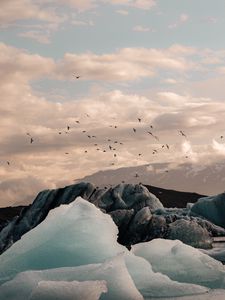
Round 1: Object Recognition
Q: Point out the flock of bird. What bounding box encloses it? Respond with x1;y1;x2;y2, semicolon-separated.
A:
4;73;224;182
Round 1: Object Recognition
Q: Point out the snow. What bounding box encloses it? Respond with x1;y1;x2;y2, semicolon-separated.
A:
0;198;225;299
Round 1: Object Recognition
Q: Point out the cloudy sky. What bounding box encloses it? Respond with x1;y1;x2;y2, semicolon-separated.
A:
1;0;225;206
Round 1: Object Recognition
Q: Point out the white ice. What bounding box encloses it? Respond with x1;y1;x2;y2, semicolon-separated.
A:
132;238;225;289
0;198;224;299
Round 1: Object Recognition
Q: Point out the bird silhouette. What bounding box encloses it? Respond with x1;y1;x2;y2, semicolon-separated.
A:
75;120;80;124
67;126;70;131
7;161;10;165
138;118;141;122
134;173;139;177
179;130;187;138
166;144;170;149
220;136;224;139
30;138;34;144
133;128;136;133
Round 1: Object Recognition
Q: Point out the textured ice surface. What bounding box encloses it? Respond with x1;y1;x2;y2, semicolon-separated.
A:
167;219;212;249
30;280;107;300
191;193;225;228
132;239;225;289
0;198;222;299
0;256;143;300
0;197;126;283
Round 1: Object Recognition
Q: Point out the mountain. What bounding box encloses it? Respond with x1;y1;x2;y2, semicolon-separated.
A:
76;162;225;195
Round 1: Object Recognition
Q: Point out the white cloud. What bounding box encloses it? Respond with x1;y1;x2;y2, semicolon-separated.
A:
168;13;189;29
133;25;154;32
116;9;129;15
1;43;225;205
0;0;62;26
19;30;51;44
55;46;197;82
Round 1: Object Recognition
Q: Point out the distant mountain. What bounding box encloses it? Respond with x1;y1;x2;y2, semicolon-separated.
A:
76;162;225;195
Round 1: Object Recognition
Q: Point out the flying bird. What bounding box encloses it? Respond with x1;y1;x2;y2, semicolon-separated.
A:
138;118;141;122
7;161;10;165
166;144;170;149
133;128;136;133
179;130;187;138
75;121;80;124
30;138;34;144
220;136;224;139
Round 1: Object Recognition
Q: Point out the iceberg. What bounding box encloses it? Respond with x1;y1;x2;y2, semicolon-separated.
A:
191;193;225;228
0;197;223;299
132;238;225;289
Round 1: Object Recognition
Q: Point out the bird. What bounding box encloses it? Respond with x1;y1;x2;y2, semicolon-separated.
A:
30;138;34;144
165;170;169;173
26;132;31;136
109;145;112;150
147;131;159;141
150;125;153;129
67;126;70;131
87;135;91;138
166;144;170;149
82;130;86;133
92;135;96;138
134;173;139;178
138;153;142;156
114;126;117;129
114;154;117;157
7;161;10;165
162;145;165;148
65;152;69;155
114;141;118;144
58;132;62;135
94;143;98;146
103;150;106;152
111;162;115;165
221;135;224;139
108;139;111;142
84;150;88;153
75;120;80;124
179;130;187;138
138;118;141;122
119;142;123;145
133;128;136;133
74;75;80;79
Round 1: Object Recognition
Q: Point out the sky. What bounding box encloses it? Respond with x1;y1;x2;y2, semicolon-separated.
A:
1;0;225;207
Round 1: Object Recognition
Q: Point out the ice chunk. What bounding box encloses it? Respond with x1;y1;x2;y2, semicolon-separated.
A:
125;254;208;298
30;280;107;300
167;219;212;249
191;193;225;228
0;198;126;283
96;183;163;211
132;239;225;289
0;256;143;300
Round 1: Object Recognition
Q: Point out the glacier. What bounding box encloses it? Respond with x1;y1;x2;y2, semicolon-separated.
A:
191;193;225;228
1;197;225;299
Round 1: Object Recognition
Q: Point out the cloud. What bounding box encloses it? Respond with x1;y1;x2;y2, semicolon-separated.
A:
18;30;51;44
106;0;156;10
55;46;197;81
1;42;225;205
0;0;62;26
133;25;154;32
168;13;189;29
116;9;129;15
